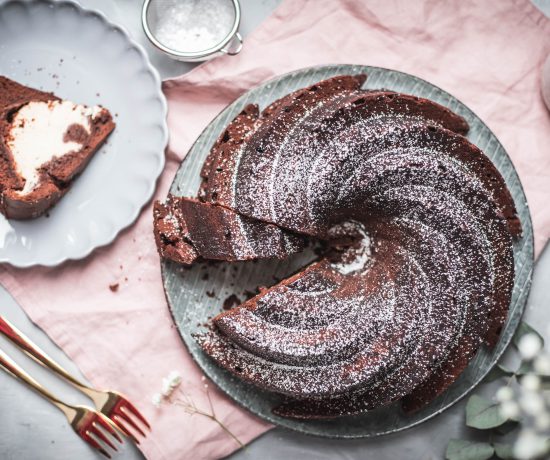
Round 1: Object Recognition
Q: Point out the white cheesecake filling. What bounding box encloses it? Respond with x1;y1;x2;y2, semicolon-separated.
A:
6;100;102;196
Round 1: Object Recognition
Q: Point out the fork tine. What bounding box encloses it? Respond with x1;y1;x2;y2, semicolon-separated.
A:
115;409;146;437
91;424;118;451
86;435;112;459
112;415;140;444
122;400;151;430
111;414;139;444
96;414;123;444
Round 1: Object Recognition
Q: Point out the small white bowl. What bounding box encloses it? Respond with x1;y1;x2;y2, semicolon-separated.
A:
142;0;243;62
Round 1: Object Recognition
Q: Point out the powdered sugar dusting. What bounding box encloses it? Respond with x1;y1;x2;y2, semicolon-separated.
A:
327;221;372;274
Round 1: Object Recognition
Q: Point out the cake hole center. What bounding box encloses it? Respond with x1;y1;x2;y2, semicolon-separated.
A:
326;220;373;274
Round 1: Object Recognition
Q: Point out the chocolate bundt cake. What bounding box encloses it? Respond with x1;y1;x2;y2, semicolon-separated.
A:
154;74;520;419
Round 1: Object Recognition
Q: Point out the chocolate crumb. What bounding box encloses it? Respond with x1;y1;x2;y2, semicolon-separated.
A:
243;290;257;300
206;290;216;298
109;283;119;292
223;294;241;310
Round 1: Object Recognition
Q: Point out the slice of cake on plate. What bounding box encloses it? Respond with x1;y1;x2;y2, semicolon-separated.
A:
0;76;115;219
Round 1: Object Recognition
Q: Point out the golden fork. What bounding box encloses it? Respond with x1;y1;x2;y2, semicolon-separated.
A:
0;348;122;458
0;315;150;443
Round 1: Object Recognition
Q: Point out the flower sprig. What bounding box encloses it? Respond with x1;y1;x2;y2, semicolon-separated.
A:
446;321;550;460
152;371;244;448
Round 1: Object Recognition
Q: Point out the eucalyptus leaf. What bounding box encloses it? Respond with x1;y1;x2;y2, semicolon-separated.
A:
484;364;514;383
466;395;507;429
539;376;550;390
513;321;544;349
516;360;533;376
493;442;515;459
445;439;494;460
493;420;519;436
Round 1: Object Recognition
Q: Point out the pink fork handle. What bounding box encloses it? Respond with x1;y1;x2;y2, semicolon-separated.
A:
0;347;66;407
0;315;49;364
0;316;35;353
0;349;20;377
0;315;84;388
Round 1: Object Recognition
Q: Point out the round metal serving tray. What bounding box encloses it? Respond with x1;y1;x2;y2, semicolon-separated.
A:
161;64;534;438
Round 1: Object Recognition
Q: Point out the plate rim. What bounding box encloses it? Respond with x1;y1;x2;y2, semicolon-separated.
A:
0;0;168;268
162;63;534;438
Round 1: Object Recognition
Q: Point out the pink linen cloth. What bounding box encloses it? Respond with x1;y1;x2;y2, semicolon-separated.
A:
1;0;550;459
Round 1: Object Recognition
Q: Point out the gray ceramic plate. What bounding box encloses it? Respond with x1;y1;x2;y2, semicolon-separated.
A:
0;0;167;267
162;64;534;438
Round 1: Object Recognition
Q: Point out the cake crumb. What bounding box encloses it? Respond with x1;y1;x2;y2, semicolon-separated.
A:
109;283;119;292
243;290;257;300
223;294;241;310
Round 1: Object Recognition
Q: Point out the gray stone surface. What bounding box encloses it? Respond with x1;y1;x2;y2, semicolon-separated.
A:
0;1;549;459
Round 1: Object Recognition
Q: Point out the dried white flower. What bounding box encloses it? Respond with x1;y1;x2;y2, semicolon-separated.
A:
500;400;520;419
534;355;550;375
514;429;548;459
518;333;543;361
161;370;183;397
496;386;514;402
152;393;163;408
521;374;541;391
161;378;172;396
519;392;546;416
535;412;550;431
167;370;183;387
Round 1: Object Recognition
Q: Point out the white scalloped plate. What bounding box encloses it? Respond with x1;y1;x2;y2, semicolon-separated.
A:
0;0;167;267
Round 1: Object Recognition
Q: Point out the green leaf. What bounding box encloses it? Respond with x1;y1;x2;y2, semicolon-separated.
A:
516;360;533;375
493;442;515;459
493;420;519;436
445;439;494;460
539;376;550;390
466;394;507;429
484;364;514;383
513;321;544;349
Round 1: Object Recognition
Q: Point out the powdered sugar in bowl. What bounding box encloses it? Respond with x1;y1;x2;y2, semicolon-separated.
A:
142;0;243;62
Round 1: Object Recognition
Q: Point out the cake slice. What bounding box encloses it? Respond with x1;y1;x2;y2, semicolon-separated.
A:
0;76;115;219
154;195;305;264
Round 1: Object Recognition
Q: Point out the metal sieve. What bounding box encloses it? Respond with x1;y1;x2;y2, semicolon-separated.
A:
142;0;243;62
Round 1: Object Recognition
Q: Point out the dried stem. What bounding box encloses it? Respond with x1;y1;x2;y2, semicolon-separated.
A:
171;386;245;449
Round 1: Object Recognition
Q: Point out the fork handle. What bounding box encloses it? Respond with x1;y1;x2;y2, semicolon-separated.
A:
0;347;70;413
0;316;91;393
